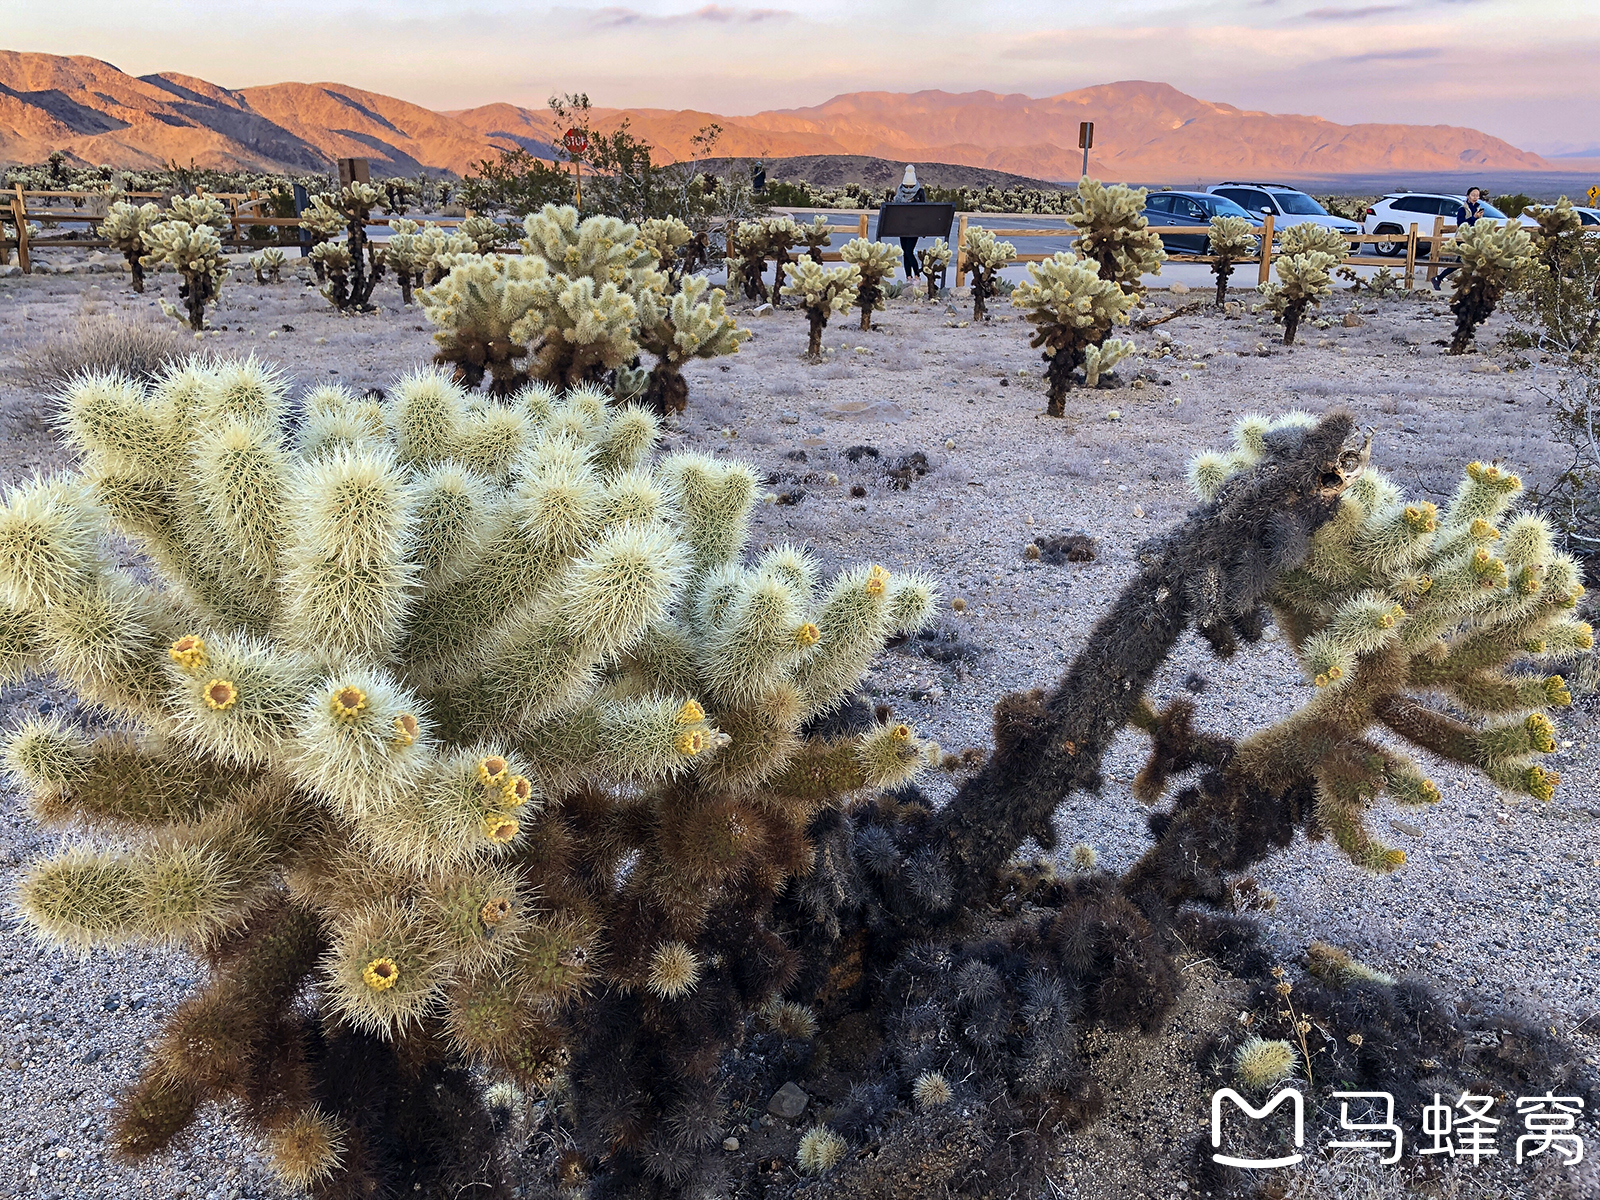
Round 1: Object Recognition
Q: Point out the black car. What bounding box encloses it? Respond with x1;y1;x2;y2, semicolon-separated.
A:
1141;191;1263;253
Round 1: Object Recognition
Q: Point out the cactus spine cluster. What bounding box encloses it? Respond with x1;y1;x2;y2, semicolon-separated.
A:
98;200;161;292
781;259;862;358
1259;223;1350;345
1442;220;1533;354
920;238;951;299
1064;177;1167;292
1010;252;1139;415
838;236;900;330
1083;337;1136;388
1207;214;1258;306
4;358;935;1195
1151;420;1586;876
960;226;1015;321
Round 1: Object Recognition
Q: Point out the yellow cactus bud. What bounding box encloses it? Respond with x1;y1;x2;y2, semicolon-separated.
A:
1419;780;1441;804
476;755;510;788
1545;676;1572;707
1403;504;1436;533
481;813;519;844
1526;765;1557;802
890;723;912;740
392;713;419;747
675;729;708;756
203;679;237;712
1524;713;1556;754
501;775;533;807
1379;848;1407;870
329;685;367;722
865;565;890;596
1469;518;1500;540
479;896;511;927
168;635;208;671
1524;638;1547;654
675;699;705;724
795;622;821;647
362;957;400;991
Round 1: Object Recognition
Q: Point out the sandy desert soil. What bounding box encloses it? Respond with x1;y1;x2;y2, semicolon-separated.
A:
0;260;1595;1200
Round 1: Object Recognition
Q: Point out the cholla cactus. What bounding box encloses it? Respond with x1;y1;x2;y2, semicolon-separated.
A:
1148;422;1586;877
386;220;478;303
1443;220;1533;354
459;215;507;255
1064;177;1166;292
633;273;750;413
1528;195;1583;274
800;215;833;263
251;247;286;285
960;226;1014;321
781;258;861;358
309;184;386;312
7;358;936;1197
140;220;227;331
1083;337;1135;388
98;200;161;292
726;220;769;302
1258;224;1349;345
838;237;899;330
1010;252;1139;415
298;195;348;282
166;193;230;232
1234;1037;1298;1089
920;238;951;300
1207;214;1258;306
639;216;693;282
761;216;803;305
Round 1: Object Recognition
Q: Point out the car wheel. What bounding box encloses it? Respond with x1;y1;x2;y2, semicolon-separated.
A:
1372;226;1403;257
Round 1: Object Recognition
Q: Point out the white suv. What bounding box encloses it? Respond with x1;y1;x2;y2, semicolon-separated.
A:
1362;193;1536;256
1205;183;1362;242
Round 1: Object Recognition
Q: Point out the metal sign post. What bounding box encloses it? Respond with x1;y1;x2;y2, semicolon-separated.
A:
1078;122;1094;179
562;128;589;207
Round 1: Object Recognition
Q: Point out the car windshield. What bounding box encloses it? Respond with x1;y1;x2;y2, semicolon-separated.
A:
1477;202;1508;218
1208;195;1254;218
1273;192;1329;216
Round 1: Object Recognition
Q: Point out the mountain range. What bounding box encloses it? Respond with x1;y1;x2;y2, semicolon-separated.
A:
0;49;1558;183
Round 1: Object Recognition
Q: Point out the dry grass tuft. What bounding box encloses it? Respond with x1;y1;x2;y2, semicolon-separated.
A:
15;310;182;389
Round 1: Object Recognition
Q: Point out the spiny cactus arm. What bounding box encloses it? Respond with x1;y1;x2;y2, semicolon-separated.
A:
765;723;930;805
786;566;925;718
323;898;449;1039
189;416;288;587
519;694;717;792
697;569;817;706
1084;338;1136;387
0;601;44;684
410;464;497;594
659;454;759;581
287;668;434;822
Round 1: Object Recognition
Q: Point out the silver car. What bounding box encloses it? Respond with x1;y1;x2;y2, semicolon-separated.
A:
1204;183;1362;247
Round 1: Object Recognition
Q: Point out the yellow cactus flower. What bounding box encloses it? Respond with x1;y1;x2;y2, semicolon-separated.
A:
1469;518;1501;541
865;565;890;596
675;699;705;724
1546;676;1572;707
362;958;400;991
169;635;208;671
675;729;708;756
203;679;238;712
392;713;419;748
890;723;912;741
1379;848;1407;870
1418;780;1442;805
480;896;512;927
1525;713;1556;754
1525;765;1558;803
795;622;821;647
481;813;520;844
476;756;510;788
329;685;367;722
501;775;533;807
1403;504;1436;533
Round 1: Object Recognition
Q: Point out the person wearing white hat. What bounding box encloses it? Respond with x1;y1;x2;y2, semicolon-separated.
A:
893;165;927;278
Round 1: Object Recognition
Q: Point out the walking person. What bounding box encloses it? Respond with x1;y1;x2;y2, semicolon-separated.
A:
1433;186;1486;289
893;165;926;278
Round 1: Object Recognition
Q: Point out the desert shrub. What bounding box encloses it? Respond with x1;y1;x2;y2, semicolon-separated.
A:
4;358;936;1196
1258;224;1350;345
1529;196;1584;274
781;258;861;358
1442;220;1532;354
250;247;286;285
919;238;951;299
141;219;228;332
302;184;387;312
1206;214;1257;306
633;272;751;413
1495;192;1536;219
97;200;161;293
166;193;230;232
385;220;478;304
1010;251;1139;415
961;226;1014;321
459;214;510;254
14;311;181;387
726;219;769;302
838;236;899;330
1064;176;1166;292
459;146;575;217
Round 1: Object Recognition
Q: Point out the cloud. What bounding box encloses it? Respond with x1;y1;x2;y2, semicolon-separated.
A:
1302;4;1406;18
590;4;794;27
1321;45;1444;63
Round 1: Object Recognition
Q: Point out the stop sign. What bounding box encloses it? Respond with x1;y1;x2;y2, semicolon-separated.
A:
562;128;589;157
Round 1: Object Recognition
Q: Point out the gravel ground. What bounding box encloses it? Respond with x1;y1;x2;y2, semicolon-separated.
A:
0;261;1595;1200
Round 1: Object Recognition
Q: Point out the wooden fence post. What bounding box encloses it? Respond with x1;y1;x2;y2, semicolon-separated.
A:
1403;223;1419;289
1425;216;1444;285
12;185;29;275
955;213;968;287
1257;214;1274;286
229;199;242;255
857;213;869;239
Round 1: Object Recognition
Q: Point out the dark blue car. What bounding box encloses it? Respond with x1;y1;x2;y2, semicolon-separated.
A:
1142;191;1263;253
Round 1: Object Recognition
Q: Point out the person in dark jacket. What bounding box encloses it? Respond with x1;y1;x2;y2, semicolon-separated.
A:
893;165;927;278
1433;186;1485;289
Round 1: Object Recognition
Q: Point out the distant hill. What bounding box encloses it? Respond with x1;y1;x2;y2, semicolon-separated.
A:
698;155;1068;192
0;50;1558;182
